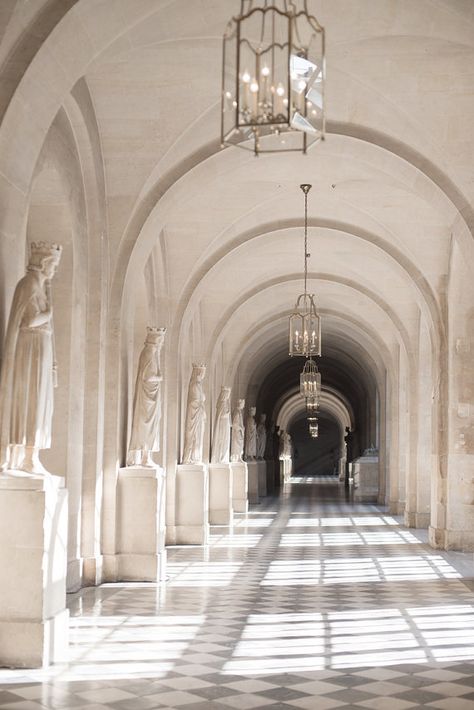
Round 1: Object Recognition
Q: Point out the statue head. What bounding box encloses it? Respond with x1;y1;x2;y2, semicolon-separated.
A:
145;326;166;347
28;242;62;276
249;406;256;416
259;413;266;423
220;385;231;399
237;398;245;410
192;363;206;381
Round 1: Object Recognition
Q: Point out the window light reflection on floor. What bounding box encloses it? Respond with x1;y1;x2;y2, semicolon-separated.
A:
260;555;461;585
234;518;274;527
279;529;420;547
286;516;399;527
208;533;262;548
63;615;205;680
167;561;242;587
223;605;474;674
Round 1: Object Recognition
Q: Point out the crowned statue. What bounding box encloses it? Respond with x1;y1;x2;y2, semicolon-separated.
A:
256;413;267;459
230;398;245;463
182;364;207;464
244;406;257;461
127;327;166;467
0;241;62;475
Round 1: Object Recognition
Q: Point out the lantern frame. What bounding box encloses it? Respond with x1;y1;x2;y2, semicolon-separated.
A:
300;358;321;398
221;0;325;155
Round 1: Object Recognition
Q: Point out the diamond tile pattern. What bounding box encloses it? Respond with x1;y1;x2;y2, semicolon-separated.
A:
1;475;474;709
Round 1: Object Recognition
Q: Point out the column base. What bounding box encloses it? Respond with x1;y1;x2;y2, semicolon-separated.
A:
231;461;248;513
116;465;166;581
430;526;474;551
0;609;69;669
116;551;167;582
209;463;233;524
405;511;430;528
246;461;259;504
82;555;104;587
389;500;405;515
175;464;209;544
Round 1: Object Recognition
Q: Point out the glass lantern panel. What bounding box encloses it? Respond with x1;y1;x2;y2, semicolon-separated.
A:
238;8;291;128
290;8;324;149
302;311;321;357
222;20;240;146
222;2;323;154
289;312;305;356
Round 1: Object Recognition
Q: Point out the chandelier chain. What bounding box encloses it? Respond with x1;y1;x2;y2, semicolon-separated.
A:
300;183;311;297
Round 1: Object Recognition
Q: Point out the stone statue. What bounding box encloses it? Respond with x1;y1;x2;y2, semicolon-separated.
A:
127;327;166;467
182;364;207;464
230;398;245;462
244;406;257;460
256;413;267;459
278;429;286;460
0;241;62;475
272;424;280;462
211;386;231;463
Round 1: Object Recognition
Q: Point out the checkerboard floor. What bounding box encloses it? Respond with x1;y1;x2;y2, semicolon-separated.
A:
1;475;474;709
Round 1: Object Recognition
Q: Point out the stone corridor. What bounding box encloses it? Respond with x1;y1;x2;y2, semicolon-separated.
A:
1;476;474;709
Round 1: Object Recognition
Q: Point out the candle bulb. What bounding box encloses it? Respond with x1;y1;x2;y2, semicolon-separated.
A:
242;71;251;114
261;65;270;106
250;79;259;119
276;82;285;118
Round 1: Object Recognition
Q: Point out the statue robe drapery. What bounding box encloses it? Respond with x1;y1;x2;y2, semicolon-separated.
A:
0;271;54;460
128;344;162;454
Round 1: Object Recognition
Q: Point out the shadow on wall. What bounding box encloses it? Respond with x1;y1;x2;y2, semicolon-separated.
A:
290;415;340;476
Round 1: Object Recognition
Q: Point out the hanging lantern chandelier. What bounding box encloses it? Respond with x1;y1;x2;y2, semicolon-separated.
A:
308;416;319;438
306;396;319;414
221;0;325;155
289;184;321;357
300;358;321;398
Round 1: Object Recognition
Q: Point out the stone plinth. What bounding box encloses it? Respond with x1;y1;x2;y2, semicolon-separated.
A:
0;473;68;668
265;460;275;495
246;461;259;504
209;463;233;525
282;459;292;483
257;460;267;497
231;461;248;513
175;464;209;544
352;456;379;502
117;465;166;581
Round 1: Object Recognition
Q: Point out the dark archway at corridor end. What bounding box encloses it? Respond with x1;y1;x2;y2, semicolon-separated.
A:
290;412;341;476
255;348;378;462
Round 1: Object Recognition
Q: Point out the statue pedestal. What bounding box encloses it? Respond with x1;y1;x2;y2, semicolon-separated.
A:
257;460;267;497
117;465;166;581
265;461;275;495
231;462;248;513
246;461;259;504
282;459;292;483
0;473;68;668
175;464;209;544
352;456;379;502
209;464;233;524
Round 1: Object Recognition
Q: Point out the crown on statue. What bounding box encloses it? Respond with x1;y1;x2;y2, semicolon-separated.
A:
145;326;166;344
30;241;62;262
